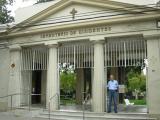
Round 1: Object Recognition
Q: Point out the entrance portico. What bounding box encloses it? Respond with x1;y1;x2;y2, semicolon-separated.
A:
6;34;159;115
5;33;160;115
17;34;147;113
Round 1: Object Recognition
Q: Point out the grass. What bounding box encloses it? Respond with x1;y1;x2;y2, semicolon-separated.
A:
60;99;76;105
129;99;146;105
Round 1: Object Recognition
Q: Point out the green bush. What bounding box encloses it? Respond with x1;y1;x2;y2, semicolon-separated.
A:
126;68;146;99
60;72;76;93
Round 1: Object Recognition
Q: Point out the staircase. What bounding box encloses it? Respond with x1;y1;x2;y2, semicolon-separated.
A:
36;110;157;120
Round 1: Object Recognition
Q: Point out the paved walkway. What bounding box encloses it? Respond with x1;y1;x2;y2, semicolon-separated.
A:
0;112;45;120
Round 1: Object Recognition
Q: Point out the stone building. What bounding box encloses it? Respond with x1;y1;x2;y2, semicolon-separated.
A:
0;0;160;118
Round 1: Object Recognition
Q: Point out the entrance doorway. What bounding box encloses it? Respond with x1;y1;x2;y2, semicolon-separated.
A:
21;47;48;107
106;66;147;113
32;70;42;104
58;42;94;110
59;67;92;110
104;36;147;113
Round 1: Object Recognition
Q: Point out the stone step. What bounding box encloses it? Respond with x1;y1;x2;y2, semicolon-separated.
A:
37;115;157;120
36;111;157;120
16;106;45;111
40;110;148;117
15;107;157;120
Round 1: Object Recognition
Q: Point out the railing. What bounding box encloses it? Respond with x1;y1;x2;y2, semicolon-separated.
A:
0;93;21;111
82;93;91;120
0;93;46;111
48;93;59;120
0;92;90;120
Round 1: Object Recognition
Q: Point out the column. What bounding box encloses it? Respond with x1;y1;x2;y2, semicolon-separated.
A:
8;45;21;107
47;44;59;111
147;36;160;115
92;40;105;112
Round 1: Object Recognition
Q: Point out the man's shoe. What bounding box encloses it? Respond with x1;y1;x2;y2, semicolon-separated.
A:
107;111;111;113
115;111;118;113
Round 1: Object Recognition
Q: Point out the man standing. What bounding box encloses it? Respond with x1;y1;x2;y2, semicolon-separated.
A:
107;75;119;113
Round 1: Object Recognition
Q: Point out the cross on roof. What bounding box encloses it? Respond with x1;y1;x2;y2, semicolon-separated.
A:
70;8;78;20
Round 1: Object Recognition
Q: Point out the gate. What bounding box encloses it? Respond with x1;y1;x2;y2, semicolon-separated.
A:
58;42;94;69
21;46;49;71
104;36;147;68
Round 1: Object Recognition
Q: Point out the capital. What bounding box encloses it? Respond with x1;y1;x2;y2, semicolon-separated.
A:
90;36;105;44
90;36;105;41
9;44;21;51
45;42;58;48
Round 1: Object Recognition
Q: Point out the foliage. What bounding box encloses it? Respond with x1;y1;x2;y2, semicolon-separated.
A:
60;71;76;93
127;68;146;99
0;0;14;24
127;70;146;92
36;0;53;3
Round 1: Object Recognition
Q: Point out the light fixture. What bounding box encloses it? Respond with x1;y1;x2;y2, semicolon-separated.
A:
11;63;15;68
157;20;160;28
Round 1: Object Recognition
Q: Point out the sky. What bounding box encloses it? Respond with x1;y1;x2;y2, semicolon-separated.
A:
10;0;37;16
112;0;159;5
10;0;159;16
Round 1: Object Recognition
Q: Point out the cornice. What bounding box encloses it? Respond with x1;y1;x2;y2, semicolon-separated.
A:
1;13;159;39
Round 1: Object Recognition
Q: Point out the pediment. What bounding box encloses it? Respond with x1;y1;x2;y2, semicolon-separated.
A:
39;3;128;24
9;0;159;33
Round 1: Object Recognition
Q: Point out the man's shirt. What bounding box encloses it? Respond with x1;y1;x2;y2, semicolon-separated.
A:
108;80;118;90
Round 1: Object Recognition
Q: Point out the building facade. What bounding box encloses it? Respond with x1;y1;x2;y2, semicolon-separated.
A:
0;0;160;117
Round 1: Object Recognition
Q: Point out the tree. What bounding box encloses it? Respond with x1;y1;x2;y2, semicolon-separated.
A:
127;69;146;99
0;0;14;24
60;72;76;93
36;0;53;3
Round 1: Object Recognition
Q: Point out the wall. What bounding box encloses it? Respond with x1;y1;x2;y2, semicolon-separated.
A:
21;71;32;106
147;37;160;115
0;48;10;111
